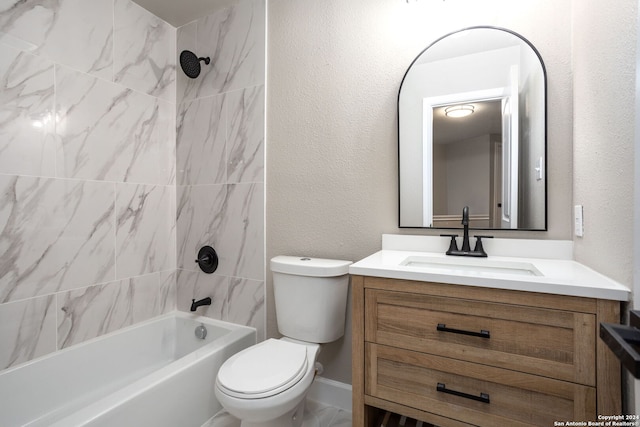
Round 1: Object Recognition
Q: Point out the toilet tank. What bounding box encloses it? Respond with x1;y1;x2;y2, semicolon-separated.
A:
270;256;352;343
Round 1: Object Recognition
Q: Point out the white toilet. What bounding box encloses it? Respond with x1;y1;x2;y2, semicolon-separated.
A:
214;256;352;427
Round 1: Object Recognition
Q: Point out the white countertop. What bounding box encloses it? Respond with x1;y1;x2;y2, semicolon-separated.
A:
349;236;630;301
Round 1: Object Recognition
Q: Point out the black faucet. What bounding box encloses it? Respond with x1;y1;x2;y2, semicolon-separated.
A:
441;206;493;257
190;297;212;312
461;206;471;252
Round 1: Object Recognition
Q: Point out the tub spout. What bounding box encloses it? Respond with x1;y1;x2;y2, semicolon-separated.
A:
190;297;212;312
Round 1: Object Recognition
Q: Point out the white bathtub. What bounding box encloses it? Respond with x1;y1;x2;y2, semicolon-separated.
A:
0;311;256;427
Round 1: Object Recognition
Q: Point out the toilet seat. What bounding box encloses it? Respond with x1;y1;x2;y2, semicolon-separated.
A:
217;339;309;399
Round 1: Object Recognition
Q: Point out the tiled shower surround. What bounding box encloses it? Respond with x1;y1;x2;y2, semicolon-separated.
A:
0;0;266;371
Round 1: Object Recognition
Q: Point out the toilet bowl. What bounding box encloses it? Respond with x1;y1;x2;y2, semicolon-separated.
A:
214;338;320;427
214;256;352;427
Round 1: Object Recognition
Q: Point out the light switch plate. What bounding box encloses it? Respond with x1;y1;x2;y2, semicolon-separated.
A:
574;205;584;237
535;156;543;181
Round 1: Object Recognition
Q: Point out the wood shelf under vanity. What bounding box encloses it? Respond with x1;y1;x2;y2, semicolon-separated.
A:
351;275;622;427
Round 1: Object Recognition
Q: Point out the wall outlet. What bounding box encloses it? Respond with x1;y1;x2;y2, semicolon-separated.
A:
574;205;584;237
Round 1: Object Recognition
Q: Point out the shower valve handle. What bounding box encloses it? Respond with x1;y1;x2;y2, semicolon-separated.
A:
195;254;211;263
195;246;218;274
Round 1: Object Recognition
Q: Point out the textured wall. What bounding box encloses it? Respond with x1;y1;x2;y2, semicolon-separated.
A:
175;0;266;340
267;0;574;384
573;0;638;412
0;0;177;370
572;0;637;288
635;0;640;412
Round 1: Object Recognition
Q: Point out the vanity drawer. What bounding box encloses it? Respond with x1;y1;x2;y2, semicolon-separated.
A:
365;343;596;427
365;289;596;385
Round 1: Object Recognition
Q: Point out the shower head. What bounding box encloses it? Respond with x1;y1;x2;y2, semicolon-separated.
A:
180;50;210;79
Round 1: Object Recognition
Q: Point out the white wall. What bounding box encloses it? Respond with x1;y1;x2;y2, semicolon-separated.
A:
267;0;573;384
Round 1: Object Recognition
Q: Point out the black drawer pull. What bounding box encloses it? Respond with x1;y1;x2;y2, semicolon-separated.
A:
437;382;490;404
437;323;490;339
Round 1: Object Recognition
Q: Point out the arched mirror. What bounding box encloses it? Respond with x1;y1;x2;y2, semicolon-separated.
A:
399;26;547;230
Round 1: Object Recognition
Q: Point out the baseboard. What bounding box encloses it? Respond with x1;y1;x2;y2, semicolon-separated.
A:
307;376;352;413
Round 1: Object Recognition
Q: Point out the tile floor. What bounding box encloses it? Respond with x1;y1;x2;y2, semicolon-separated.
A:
201;399;352;427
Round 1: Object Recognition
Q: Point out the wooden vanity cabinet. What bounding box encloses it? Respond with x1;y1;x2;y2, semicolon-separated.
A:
352;275;622;427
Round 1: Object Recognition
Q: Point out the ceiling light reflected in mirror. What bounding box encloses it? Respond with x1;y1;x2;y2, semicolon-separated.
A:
444;104;474;118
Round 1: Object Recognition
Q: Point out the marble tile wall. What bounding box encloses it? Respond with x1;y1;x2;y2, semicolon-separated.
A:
175;0;266;341
0;0;266;372
0;0;177;371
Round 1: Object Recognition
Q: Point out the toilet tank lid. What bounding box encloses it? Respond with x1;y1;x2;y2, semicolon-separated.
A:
271;256;352;277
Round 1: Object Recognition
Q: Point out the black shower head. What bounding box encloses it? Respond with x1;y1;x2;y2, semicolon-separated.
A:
180;50;210;79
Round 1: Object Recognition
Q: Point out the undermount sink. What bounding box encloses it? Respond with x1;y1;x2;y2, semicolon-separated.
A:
400;256;544;277
348;236;630;300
